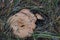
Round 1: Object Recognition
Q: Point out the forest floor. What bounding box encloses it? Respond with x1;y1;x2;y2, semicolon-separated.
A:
0;0;60;40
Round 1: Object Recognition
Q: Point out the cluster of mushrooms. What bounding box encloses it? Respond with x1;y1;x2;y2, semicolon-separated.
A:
7;9;43;38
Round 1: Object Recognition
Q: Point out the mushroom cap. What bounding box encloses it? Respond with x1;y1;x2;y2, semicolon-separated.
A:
35;13;44;20
20;9;37;22
7;9;37;38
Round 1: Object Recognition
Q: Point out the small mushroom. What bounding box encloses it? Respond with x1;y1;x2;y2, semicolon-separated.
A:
35;13;44;20
7;9;37;38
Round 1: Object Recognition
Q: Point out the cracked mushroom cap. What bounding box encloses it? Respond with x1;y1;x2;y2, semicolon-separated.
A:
7;9;37;38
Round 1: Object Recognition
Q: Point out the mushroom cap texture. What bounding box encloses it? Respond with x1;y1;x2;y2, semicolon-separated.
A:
7;9;37;38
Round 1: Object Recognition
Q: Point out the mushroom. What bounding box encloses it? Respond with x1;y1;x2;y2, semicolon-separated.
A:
7;9;44;38
7;9;37;38
35;13;44;20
